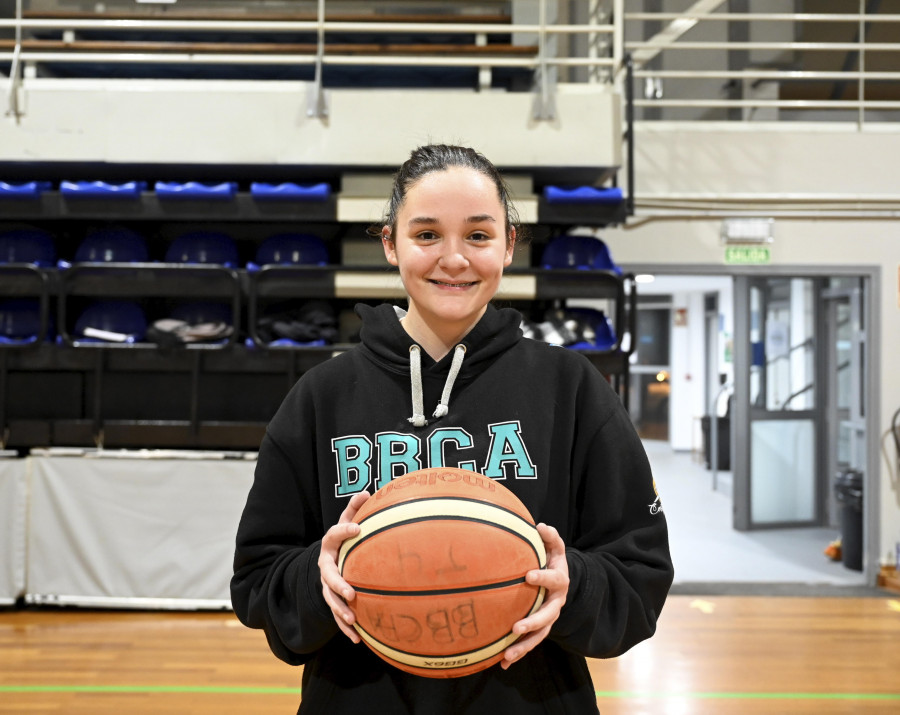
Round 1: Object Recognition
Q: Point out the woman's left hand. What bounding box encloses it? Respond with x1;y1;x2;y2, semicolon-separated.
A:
501;522;569;670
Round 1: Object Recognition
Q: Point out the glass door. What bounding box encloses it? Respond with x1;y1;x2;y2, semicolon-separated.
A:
733;276;824;529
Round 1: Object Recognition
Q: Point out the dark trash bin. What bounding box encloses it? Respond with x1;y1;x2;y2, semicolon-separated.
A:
701;415;730;470
834;468;863;571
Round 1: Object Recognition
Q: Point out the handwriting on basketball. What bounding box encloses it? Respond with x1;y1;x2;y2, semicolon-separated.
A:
365;600;479;645
394;543;467;578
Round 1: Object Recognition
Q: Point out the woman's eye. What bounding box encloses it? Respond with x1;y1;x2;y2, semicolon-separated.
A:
416;231;438;241
469;232;490;242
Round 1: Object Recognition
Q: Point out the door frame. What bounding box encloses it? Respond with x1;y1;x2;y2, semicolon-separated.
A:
629;263;881;583
733;275;826;530
821;285;866;530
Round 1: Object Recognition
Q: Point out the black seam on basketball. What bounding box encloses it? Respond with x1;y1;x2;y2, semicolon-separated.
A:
353;575;527;597
354;625;521;667
343;514;540;564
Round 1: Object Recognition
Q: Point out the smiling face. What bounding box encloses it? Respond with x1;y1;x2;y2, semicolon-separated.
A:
382;166;515;354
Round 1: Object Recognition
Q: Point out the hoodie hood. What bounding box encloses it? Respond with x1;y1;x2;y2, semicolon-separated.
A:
355;303;523;426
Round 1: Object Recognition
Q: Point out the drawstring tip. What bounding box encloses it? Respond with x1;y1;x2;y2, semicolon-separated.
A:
408;414;428;427
432;404;449;418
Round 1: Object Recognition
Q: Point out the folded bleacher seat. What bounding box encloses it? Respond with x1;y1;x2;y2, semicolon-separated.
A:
165;231;239;267
73;227;149;264
252;233;329;268
0;227;57;267
73;301;147;343
540;234;622;274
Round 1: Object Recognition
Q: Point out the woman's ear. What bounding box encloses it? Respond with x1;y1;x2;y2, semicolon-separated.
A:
382;229;399;266
503;226;517;267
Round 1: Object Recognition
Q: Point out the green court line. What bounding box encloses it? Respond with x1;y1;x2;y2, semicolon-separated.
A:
0;685;299;695
1;685;899;701
595;691;900;701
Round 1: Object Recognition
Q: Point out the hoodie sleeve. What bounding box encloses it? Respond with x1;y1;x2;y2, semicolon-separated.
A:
549;364;674;659
230;380;338;665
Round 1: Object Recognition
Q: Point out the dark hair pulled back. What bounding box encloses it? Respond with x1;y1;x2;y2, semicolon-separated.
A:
374;144;520;244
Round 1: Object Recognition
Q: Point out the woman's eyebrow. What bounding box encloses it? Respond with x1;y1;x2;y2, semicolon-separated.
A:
406;214;497;227
467;214;497;224
407;216;439;227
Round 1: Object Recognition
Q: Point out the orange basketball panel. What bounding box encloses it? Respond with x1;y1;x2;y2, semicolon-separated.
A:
342;519;539;591
352;581;543;657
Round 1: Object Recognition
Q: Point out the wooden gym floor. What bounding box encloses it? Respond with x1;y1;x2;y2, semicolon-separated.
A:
2;594;899;714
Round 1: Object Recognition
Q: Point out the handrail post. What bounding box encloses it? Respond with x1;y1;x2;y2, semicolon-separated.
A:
624;53;635;218
612;0;624;84
858;0;865;130
531;0;556;120
5;0;23;121
306;0;328;119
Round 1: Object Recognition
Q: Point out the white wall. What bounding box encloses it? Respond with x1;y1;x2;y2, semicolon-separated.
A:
605;122;900;568
0;80;622;171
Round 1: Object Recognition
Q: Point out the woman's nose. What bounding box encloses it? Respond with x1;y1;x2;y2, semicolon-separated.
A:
438;238;469;271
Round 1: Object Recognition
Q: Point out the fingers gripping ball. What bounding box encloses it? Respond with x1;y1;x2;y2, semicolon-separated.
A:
337;468;547;678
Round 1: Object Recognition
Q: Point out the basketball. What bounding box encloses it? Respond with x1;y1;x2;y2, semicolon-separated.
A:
337;468;547;678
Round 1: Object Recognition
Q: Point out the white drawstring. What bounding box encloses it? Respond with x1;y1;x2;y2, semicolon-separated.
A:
407;343;467;427
433;344;466;418
408;345;427;427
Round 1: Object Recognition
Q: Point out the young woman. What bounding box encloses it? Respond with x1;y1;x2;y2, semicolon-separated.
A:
232;144;674;714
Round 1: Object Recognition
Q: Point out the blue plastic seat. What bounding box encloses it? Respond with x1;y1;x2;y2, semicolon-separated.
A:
165;231;239;267
0;298;42;344
0;228;57;267
155;181;237;200
60;180;146;199
74;301;147;343
565;308;618;351
0;181;52;198
543;186;624;205
74;227;149;263
255;233;329;267
540;234;622;274
250;182;331;201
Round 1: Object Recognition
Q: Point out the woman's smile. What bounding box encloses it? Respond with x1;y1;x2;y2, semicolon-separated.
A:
428;279;479;288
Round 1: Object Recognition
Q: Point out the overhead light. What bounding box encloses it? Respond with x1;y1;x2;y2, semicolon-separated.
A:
634;274;655;284
721;217;774;244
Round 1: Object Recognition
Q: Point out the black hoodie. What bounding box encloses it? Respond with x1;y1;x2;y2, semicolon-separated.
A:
232;303;674;714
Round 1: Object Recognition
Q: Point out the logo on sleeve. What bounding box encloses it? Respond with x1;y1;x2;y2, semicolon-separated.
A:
649;479;663;515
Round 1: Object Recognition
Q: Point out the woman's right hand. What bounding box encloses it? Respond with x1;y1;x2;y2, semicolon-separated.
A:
317;491;371;643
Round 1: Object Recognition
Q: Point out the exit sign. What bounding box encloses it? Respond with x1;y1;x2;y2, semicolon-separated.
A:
725;245;771;264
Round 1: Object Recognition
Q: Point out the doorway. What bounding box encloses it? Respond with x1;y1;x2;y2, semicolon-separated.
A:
732;275;870;544
628;268;874;585
630;297;672;441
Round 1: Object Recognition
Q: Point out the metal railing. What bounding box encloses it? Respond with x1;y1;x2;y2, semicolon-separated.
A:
624;3;900;126
1;0;621;120
5;3;898;126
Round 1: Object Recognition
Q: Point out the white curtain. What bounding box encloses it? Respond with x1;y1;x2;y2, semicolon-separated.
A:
27;455;255;609
0;457;28;605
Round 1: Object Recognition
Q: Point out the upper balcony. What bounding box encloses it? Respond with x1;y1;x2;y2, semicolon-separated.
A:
0;1;624;182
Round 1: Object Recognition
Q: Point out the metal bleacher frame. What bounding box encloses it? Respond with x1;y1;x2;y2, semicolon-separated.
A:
0;1;635;452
